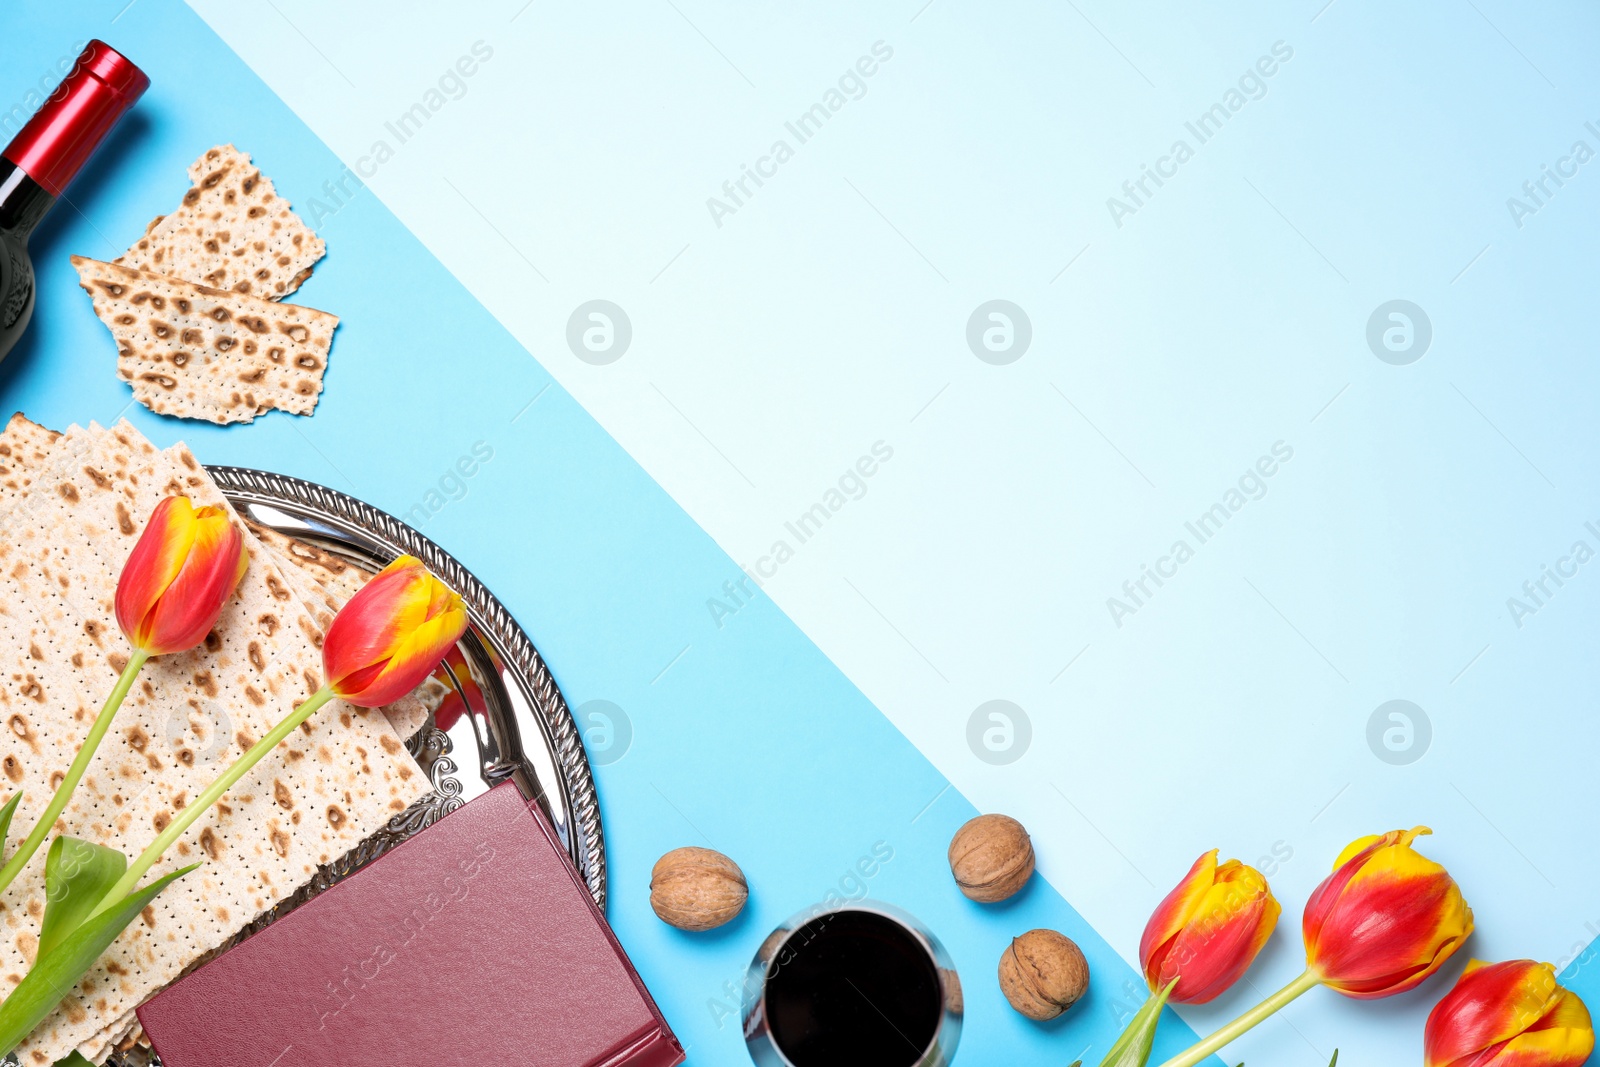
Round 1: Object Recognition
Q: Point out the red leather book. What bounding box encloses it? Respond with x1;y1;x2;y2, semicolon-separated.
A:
137;782;683;1067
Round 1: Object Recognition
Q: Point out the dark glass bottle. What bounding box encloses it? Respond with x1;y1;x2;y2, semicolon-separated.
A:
0;40;148;362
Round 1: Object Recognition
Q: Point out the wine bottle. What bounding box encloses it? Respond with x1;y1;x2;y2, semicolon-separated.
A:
0;40;148;363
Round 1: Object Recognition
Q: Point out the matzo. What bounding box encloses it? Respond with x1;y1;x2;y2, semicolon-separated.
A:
117;145;325;300
0;423;425;1063
0;415;75;505
72;257;336;425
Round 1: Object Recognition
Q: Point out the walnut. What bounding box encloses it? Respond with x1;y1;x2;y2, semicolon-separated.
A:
999;929;1089;1020
649;847;748;931
948;814;1034;902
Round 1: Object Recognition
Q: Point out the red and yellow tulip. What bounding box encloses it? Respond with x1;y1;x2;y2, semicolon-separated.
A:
1425;960;1594;1067
1140;850;1281;1004
322;555;469;707
1304;826;1473;999
114;495;248;655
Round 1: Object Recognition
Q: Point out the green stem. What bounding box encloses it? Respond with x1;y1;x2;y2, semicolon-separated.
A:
1153;970;1322;1067
0;650;149;896
88;685;335;918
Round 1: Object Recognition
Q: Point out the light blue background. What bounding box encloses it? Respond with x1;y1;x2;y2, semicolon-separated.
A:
9;0;1600;1065
2;2;1217;1065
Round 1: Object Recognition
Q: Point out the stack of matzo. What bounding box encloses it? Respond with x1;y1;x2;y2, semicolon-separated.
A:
0;416;432;1063
75;145;335;425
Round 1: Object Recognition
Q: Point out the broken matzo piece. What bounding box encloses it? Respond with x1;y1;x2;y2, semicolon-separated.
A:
117;144;326;300
72;256;336;425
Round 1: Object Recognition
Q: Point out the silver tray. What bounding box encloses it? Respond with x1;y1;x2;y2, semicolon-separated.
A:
88;467;605;1066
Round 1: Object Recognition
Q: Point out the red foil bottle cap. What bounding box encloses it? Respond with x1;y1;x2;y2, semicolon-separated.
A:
2;40;149;197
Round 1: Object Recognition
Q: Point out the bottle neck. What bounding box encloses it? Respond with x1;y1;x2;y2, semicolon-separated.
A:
1;40;148;200
0;158;54;238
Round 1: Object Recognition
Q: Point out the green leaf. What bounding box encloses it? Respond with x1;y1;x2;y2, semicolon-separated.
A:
1097;979;1177;1067
1328;1053;1338;1067
0;864;195;1057
0;792;21;853
39;837;127;958
53;1053;94;1067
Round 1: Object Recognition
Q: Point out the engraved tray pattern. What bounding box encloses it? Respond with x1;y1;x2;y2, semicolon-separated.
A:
3;468;606;1067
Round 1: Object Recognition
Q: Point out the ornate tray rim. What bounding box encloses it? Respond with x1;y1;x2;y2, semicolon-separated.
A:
207;465;607;909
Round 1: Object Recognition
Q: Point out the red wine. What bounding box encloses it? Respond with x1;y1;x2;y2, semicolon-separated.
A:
763;909;943;1067
0;40;148;362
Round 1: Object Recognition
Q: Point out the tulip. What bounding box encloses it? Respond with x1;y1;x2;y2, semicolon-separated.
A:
1305;826;1474;999
1156;827;1473;1067
1425;960;1594;1067
1087;851;1278;1067
1140;850;1281;1004
322;555;469;707
115;496;249;655
0;496;247;896
91;555;468;916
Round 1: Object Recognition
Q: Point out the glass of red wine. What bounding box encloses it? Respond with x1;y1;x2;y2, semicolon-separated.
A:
742;902;962;1067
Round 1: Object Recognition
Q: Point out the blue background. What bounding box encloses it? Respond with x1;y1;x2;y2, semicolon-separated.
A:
1;2;1219;1065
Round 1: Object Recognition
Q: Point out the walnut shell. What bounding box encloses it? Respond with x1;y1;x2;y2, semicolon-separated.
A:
650;846;748;931
999;929;1089;1020
948;814;1034;902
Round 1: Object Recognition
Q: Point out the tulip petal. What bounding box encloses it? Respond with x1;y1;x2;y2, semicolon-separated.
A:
351;601;467;707
322;557;429;692
1499;986;1597;1067
1140;851;1280;1004
1332;832;1386;871
114;497;196;649
1141;850;1219;985
138;507;246;655
1427;961;1554;1065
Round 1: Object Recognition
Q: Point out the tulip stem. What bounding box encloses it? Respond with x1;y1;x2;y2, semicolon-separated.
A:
88;685;336;919
1154;970;1322;1067
0;649;150;897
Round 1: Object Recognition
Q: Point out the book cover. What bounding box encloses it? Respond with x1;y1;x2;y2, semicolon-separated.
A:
137;782;683;1067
